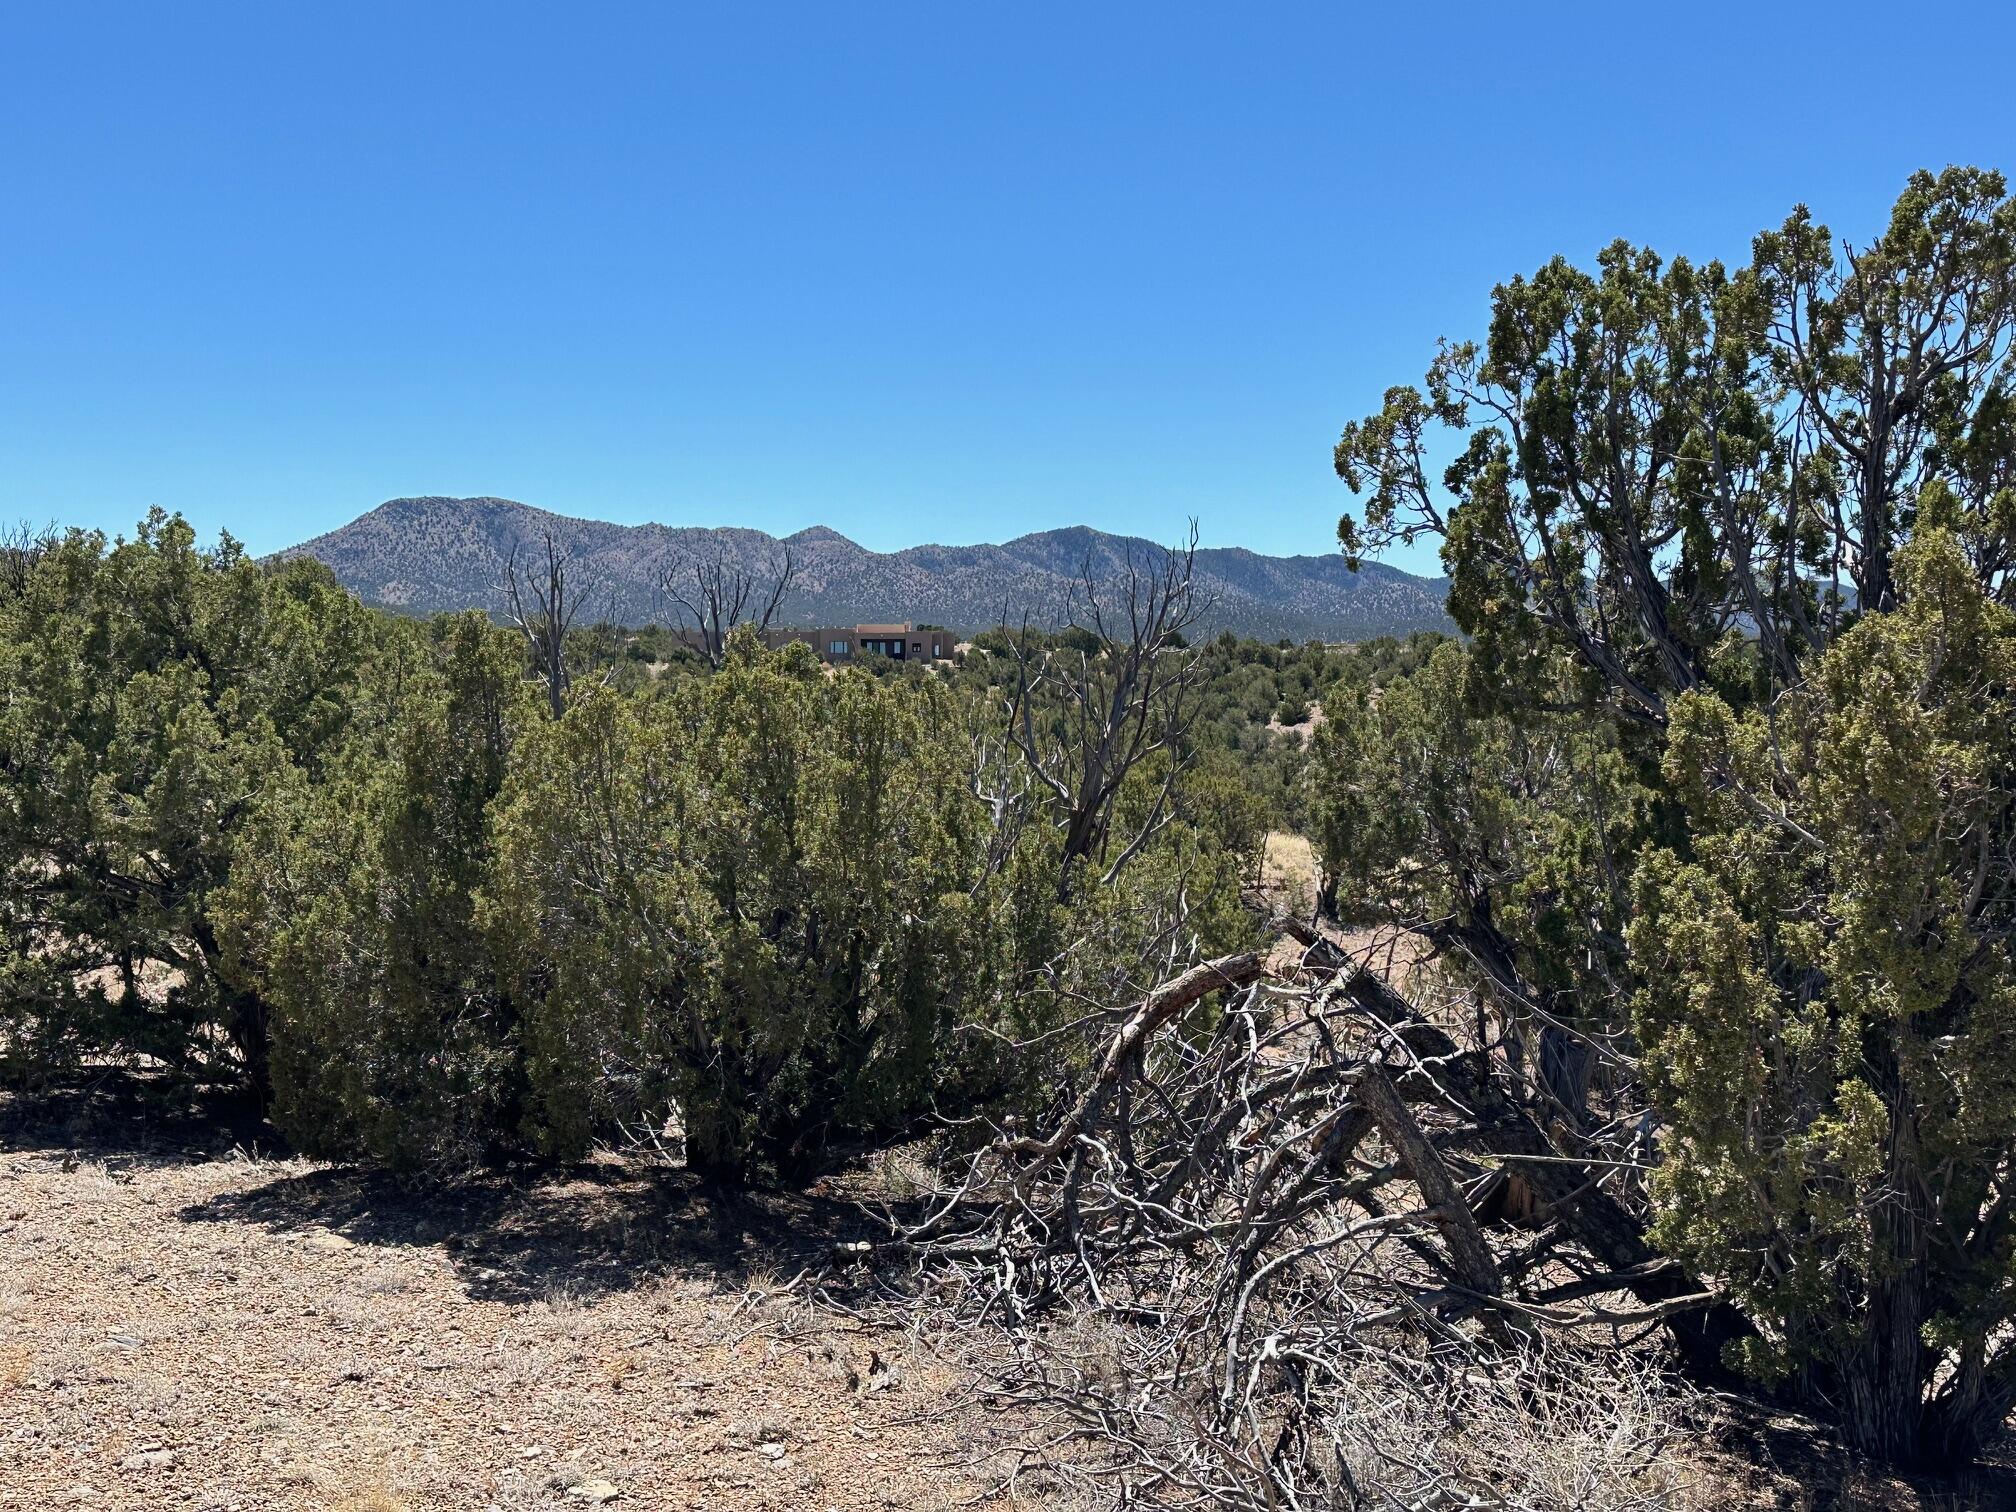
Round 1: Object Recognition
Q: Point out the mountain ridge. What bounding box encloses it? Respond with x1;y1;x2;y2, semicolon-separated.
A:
280;496;1453;642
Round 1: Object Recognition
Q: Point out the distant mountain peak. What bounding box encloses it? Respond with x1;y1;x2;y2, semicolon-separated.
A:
280;496;1451;642
784;525;855;547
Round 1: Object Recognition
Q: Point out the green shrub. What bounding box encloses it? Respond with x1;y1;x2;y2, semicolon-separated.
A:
222;613;534;1170
1632;534;2016;1464
0;513;382;1090
484;632;999;1181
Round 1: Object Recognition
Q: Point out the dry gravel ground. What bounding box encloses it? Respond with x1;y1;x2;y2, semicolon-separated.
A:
10;1083;2016;1512
0;1083;1057;1512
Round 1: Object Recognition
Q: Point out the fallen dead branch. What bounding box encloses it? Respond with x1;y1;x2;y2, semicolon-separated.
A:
896;929;1738;1509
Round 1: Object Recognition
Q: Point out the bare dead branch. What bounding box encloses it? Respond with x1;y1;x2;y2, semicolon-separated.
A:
893;924;1738;1508
656;538;797;669
1001;523;1210;900
504;529;601;717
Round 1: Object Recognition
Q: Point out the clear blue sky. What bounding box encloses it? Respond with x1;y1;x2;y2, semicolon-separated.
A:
4;3;2011;572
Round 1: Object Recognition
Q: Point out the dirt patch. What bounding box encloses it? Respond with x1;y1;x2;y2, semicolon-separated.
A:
1263;701;1324;744
0;1084;1063;1511
1251;835;1431;989
9;1084;2007;1511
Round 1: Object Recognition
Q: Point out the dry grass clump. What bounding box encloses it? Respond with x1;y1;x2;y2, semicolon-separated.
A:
868;1142;941;1202
919;1283;1732;1512
1325;1338;1718;1511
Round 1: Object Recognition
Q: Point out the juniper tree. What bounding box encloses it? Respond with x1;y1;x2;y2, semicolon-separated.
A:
483;630;999;1181
1335;166;2016;724
220;612;534;1169
0;512;381;1092
1321;168;2016;1464
1633;531;2016;1463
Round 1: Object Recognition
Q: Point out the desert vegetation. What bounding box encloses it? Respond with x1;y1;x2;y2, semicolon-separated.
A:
0;515;1261;1191
6;165;2016;1508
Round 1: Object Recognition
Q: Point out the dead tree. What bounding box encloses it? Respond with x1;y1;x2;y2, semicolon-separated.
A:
899;923;1745;1508
657;539;796;669
504;530;599;718
1004;525;1207;900
0;520;58;603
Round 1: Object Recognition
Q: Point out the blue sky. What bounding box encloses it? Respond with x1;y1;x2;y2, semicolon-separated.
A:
3;3;2011;574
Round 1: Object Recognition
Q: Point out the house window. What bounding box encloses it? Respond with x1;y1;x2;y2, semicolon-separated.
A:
911;642;921;655
829;640;849;655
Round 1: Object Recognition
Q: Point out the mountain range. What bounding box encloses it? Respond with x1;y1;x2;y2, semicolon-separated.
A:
280;496;1452;643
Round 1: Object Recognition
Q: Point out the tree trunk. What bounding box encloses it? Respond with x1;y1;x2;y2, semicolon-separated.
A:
193;918;274;1105
1835;1309;1932;1466
1829;1090;1935;1464
1276;916;1754;1378
225;988;273;1107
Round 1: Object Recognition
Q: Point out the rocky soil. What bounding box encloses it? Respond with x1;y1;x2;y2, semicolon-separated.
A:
0;1084;1057;1511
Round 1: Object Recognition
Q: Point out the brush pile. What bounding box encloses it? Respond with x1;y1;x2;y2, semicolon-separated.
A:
901;926;1739;1508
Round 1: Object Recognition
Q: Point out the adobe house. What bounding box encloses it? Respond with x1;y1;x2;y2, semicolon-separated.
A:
669;622;959;663
793;623;956;662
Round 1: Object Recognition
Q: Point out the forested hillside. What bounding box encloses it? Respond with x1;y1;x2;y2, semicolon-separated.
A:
280;495;1454;642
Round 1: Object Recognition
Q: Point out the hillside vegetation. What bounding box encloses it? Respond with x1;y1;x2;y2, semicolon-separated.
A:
280;497;1455;642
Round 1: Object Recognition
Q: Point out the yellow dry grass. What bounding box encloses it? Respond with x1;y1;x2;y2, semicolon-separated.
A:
1257;831;1317;915
329;1493;410;1512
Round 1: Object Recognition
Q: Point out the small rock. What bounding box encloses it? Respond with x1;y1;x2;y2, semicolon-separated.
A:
302;1229;353;1253
756;1442;787;1461
566;1481;621;1504
120;1449;176;1471
863;1349;902;1393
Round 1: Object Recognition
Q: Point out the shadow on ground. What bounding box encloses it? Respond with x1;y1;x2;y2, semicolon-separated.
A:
0;1070;282;1169
1726;1408;2016;1510
179;1159;886;1304
16;1078;2016;1508
2;1072;898;1306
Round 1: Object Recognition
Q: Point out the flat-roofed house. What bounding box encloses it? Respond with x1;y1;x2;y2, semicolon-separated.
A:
826;623;953;661
669;622;958;663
